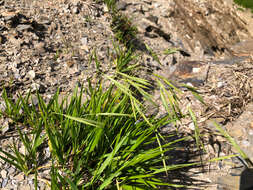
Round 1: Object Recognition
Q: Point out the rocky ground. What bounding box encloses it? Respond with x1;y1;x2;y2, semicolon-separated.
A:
0;0;253;189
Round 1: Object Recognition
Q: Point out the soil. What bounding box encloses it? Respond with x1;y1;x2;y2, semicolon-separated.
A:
0;0;253;189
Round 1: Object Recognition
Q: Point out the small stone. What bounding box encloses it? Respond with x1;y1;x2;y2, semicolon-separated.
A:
1;170;7;178
1;178;8;188
14;173;24;181
28;178;33;185
8;167;16;175
103;5;109;12
80;44;89;52
0;101;6;112
146;15;159;24
66;61;75;67
19;145;26;155
189;122;195;130
19;184;31;190
80;37;88;46
2;119;9;134
14;72;21;80
250;121;253;129
217;81;224;88
31;83;40;92
16;24;32;32
241;140;250;147
34;42;45;53
72;6;79;14
8;36;22;47
229;128;243;139
116;1;128;10
39;84;46;93
27;70;36;80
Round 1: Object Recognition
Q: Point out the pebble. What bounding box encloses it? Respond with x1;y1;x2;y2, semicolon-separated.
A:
116;1;128;10
1;170;7;179
189;122;195;130
72;6;79;14
81;37;88;46
242;140;251;147
14;72;21;80
8;167;16;175
19;184;31;190
16;24;32;32
27;70;36;80
19;145;26;155
34;42;46;54
14;173;24;181
1;119;9;134
1;178;8;188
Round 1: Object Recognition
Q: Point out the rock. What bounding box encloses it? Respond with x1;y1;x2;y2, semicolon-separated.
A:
230;40;253;56
19;145;26;155
241;140;250;147
228;128;244;139
27;70;36;80
8;36;22;48
189;122;195;130
0;102;6;112
34;42;46;53
1;119;9;134
8;167;15;175
19;184;31;190
14;173;24;181
1;170;7;178
39;84;46;93
16;24;32;32
116;1;128;10
250;121;253;129
1;178;8;188
14;72;21;80
146;15;159;24
158;60;210;87
80;36;88;46
72;6;79;14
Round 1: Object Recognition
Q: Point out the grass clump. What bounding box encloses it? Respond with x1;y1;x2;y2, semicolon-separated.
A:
101;0;138;48
0;46;198;189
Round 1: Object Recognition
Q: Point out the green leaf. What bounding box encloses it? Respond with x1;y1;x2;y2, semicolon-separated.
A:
57;113;104;128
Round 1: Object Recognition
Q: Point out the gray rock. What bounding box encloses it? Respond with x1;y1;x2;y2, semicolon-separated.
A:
1;178;8;188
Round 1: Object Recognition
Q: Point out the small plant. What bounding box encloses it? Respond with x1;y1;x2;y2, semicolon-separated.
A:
111;13;137;48
100;0;137;48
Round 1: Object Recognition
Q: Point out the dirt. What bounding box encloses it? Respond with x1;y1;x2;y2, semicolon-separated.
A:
0;0;253;189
